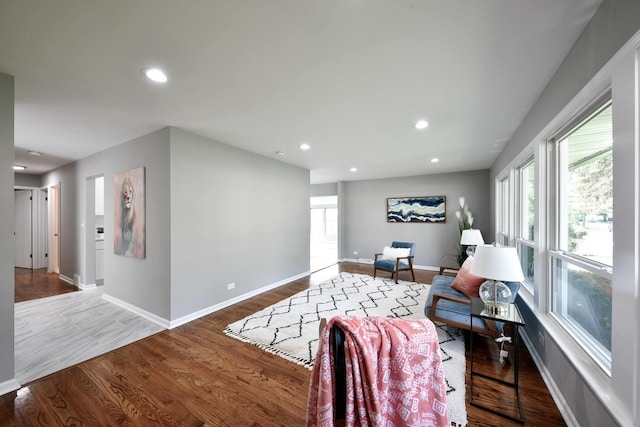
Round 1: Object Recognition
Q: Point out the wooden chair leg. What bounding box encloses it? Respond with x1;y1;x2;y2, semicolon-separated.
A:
319;318;327;335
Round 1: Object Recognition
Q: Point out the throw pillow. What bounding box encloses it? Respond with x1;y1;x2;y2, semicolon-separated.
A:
380;246;411;261
450;257;485;298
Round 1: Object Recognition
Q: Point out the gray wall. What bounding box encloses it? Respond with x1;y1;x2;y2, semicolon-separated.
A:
0;74;15;391
342;170;489;269
492;0;640;181
491;1;640;425
41;161;79;281
42;128;172;319
39;126;310;323
310;183;337;197
169;128;310;319
14;173;41;188
101;129;172;318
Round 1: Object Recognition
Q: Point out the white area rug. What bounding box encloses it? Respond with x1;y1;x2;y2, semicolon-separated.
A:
224;272;467;426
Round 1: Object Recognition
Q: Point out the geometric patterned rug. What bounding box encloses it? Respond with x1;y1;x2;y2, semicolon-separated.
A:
224;272;467;425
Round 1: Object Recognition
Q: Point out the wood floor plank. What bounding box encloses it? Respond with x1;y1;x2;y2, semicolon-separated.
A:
4;263;567;426
14;268;78;303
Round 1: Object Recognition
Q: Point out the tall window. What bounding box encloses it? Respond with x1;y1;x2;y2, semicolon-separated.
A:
550;99;613;371
310;196;338;272
516;159;535;293
497;177;510;246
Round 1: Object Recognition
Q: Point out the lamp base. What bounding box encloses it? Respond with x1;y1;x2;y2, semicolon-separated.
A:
479;279;512;315
466;246;476;257
482;301;509;315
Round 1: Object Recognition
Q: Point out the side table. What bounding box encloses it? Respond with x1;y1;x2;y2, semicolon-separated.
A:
469;297;525;423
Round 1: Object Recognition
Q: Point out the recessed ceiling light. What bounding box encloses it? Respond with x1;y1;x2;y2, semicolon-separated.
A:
430;158;439;163
28;151;41;156
350;167;357;172
13;165;26;170
300;143;311;151
275;151;285;156
415;120;429;130
141;67;168;83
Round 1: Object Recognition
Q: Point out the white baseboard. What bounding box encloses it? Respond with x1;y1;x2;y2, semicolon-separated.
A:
520;330;578;427
101;271;312;330
102;294;171;329
0;378;20;397
59;274;98;290
59;274;73;285
168;271;311;329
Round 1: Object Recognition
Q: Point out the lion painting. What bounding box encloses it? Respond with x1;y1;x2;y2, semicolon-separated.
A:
114;167;145;258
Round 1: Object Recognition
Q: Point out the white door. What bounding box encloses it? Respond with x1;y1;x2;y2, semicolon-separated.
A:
15;189;32;269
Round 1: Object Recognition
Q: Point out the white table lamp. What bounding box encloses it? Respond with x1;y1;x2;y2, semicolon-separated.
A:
470;243;524;314
460;229;485;257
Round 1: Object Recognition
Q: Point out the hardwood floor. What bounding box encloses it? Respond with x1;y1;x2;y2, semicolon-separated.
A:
2;263;566;426
14;268;78;303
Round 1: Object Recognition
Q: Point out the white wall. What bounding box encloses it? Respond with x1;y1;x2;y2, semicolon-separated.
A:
0;73;17;395
341;170;490;269
491;1;640;425
169;128;310;320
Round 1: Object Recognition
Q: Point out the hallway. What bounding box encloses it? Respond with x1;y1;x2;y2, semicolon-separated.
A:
13;268;164;385
14;268;77;303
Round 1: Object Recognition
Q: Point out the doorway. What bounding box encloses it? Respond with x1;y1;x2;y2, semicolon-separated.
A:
14;189;32;269
14;184;68;303
14;187;49;270
310;196;338;272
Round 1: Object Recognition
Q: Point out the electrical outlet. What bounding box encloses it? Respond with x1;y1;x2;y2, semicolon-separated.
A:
353;251;358;256
227;282;236;290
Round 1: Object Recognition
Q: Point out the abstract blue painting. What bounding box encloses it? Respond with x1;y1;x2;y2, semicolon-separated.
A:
387;196;446;223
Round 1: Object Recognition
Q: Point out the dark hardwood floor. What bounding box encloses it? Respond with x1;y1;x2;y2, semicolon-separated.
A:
14;268;78;303
2;263;566;426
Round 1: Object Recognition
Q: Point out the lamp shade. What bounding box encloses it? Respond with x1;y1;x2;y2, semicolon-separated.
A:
469;244;524;282
460;229;485;246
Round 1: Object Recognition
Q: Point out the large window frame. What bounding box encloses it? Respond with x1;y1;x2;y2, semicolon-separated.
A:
548;94;613;373
515;158;535;294
497;175;511;246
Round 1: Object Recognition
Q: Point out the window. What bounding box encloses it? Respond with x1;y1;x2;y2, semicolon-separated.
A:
550;99;613;371
497;177;510;246
310;196;338;271
516;159;535;292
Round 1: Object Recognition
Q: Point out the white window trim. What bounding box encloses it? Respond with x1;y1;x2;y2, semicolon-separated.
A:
492;29;640;427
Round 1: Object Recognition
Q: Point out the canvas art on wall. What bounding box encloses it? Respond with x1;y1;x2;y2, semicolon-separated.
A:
114;166;146;258
387;196;446;223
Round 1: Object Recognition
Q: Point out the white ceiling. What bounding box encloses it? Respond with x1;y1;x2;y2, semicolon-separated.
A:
1;0;601;183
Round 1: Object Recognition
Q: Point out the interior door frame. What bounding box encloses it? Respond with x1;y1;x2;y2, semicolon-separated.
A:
14;189;32;269
47;183;61;274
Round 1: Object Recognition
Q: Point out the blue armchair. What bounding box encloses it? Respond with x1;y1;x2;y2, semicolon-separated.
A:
425;266;520;339
373;241;416;283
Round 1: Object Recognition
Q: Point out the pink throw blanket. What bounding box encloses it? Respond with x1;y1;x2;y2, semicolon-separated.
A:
307;316;449;427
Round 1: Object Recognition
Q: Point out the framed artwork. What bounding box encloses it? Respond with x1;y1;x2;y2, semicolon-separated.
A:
114;166;146;258
387;196;446;223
